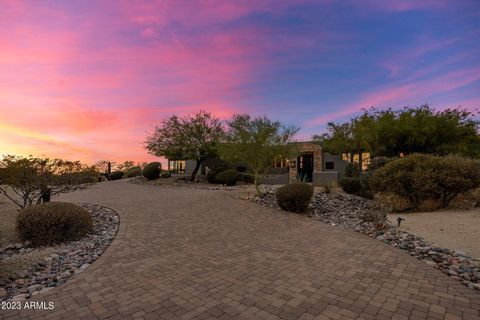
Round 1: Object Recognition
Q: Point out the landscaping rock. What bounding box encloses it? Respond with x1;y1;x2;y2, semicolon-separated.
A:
1;204;119;302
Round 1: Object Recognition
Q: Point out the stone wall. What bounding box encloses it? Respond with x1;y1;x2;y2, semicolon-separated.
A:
289;143;322;183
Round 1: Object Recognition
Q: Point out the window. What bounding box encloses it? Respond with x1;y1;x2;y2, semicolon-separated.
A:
273;156;288;168
168;160;186;174
325;162;334;170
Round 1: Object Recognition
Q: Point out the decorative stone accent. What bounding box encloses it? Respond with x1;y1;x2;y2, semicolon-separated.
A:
289;143;322;183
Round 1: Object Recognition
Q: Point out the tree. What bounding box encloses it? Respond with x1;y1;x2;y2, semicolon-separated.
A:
95;160;115;179
313;115;372;172
145;111;224;181
0;155;97;209
220;114;299;196
117;160;136;172
317;105;480;167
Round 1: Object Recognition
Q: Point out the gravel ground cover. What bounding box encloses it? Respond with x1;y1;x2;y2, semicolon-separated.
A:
0;203;119;301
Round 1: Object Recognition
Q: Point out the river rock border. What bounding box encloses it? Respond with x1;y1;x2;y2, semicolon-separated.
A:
251;187;480;292
0;203;119;301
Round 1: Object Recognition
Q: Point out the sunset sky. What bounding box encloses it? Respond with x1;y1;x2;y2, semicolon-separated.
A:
1;0;479;164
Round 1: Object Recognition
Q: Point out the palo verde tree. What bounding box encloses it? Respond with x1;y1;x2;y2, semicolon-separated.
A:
220;114;299;196
145;111;224;181
0;155;97;209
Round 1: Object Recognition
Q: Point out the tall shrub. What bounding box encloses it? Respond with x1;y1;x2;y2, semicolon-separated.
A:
142;162;161;180
370;154;480;208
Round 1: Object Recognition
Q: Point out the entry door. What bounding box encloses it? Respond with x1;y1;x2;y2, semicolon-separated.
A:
297;153;313;182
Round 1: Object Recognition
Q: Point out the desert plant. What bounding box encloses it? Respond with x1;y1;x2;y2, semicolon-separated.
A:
142;162;161;180
361;202;388;230
472;188;480;207
207;166;228;184
220;114;299;196
448;192;478;210
215;169;239;186
323;183;335;194
238;173;255;184
0;155;97;209
340;175;372;198
276;183;314;213
374;192;411;212
370;154;480;209
369;157;396;171
16;202;93;246
126;167;142;178
340;177;362;194
145;111;224;181
109;171;124;180
344;162;359;177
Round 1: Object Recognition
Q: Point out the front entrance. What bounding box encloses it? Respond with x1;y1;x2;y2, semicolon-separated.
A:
297;153;313;182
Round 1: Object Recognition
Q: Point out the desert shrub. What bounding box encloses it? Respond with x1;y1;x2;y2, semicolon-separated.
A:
344;162;359;177
207;166;228;184
16;202;93;246
361;203;388;230
340;177;361;194
126;167;142;178
375;192;411;212
448;191;477;210
109;171;124;180
472;188;480;207
417;198;442;212
369;157;396;171
236;165;248;173
238;173;254;184
215;169;239;186
161;172;172;178
370;154;480;209
340;175;372;199
276;183;314;213
142;162;161;180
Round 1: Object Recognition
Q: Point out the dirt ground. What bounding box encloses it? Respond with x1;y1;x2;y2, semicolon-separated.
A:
388;208;480;258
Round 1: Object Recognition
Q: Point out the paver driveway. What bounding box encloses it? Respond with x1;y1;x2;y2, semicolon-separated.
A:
2;180;480;320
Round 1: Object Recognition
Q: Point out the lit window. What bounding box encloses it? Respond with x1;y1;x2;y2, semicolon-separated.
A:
168;160;186;174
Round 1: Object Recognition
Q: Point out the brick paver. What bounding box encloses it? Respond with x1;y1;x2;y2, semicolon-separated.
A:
2;180;479;319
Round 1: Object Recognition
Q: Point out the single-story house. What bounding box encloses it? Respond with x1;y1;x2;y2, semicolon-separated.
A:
166;142;348;186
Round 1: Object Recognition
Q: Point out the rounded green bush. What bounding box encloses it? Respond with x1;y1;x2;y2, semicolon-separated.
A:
215;169;239;186
276;182;314;213
109;171;124;180
370;154;480;209
207;165;228;184
340;177;362;194
126;167;142;178
238;173;254;184
16;202;93;246
142;162;161;180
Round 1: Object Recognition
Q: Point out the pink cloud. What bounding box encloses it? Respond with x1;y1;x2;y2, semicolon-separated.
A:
306;67;480;126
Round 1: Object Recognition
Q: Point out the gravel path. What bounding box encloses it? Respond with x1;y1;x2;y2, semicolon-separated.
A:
2;179;479;319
